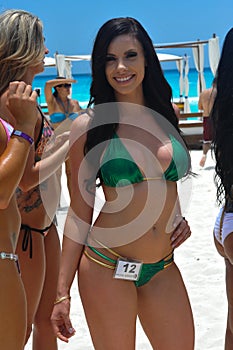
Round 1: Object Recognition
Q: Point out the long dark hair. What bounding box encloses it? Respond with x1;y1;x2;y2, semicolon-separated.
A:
212;27;233;204
84;17;185;184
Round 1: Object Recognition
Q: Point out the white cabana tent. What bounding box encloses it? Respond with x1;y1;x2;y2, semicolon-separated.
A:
44;54;91;72
154;34;220;97
155;49;190;112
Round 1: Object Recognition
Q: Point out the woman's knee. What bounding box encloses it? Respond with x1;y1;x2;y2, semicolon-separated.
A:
34;313;53;332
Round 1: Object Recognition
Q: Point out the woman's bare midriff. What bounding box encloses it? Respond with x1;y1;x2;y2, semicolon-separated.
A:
88;180;180;263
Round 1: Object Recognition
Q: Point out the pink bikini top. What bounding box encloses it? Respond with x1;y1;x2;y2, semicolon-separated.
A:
0;117;14;142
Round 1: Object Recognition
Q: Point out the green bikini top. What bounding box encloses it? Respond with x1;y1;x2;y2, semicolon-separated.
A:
100;132;189;187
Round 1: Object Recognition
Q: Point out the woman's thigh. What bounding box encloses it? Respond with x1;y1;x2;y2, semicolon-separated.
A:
0;261;26;349
224;232;233;264
16;230;46;325
214;234;226;258
137;262;194;350
78;254;138;350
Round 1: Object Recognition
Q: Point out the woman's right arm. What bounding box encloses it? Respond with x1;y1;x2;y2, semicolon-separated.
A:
0;82;38;208
44;80;56;108
51;115;96;342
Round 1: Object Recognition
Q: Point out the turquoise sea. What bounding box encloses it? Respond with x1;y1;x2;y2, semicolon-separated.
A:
33;68;215;112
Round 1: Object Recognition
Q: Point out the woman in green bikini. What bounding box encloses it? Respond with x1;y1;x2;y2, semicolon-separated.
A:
51;17;194;349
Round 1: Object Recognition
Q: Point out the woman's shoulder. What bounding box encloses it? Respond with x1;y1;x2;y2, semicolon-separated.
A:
70;108;93;142
71;99;82;109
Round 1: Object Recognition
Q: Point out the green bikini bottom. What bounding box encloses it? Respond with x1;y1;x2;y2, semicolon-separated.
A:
84;244;174;287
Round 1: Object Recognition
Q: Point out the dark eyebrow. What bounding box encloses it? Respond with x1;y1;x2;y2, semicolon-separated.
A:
107;49;137;56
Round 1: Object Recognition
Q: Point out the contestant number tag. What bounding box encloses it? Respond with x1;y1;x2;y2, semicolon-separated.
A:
114;258;142;281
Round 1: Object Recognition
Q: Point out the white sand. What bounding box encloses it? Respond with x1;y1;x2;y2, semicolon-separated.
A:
25;149;227;350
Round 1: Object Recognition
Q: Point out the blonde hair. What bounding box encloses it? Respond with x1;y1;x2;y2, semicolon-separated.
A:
0;9;44;95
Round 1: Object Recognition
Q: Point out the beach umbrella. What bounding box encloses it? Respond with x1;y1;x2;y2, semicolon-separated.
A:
183;55;190;113
192;43;206;96
208;35;220;76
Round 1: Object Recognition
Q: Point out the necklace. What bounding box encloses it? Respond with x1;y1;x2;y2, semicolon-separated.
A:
57;97;70;118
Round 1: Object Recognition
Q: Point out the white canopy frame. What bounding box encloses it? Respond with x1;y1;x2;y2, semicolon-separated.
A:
154;34;220;98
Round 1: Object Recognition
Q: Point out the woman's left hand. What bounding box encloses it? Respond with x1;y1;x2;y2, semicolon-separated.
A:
170;217;191;249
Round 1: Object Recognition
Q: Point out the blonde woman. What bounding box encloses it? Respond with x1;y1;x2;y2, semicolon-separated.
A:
0;9;69;350
0;81;37;350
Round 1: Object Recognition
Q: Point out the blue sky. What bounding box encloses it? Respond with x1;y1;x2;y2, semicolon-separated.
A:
1;0;233;74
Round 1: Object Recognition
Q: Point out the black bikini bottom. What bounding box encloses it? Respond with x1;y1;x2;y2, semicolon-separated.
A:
20;222;53;259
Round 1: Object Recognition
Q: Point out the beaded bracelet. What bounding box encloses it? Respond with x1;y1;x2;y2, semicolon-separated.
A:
12;130;34;145
54;295;71;305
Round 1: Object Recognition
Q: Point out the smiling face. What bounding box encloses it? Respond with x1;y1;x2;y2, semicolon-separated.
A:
105;34;146;103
